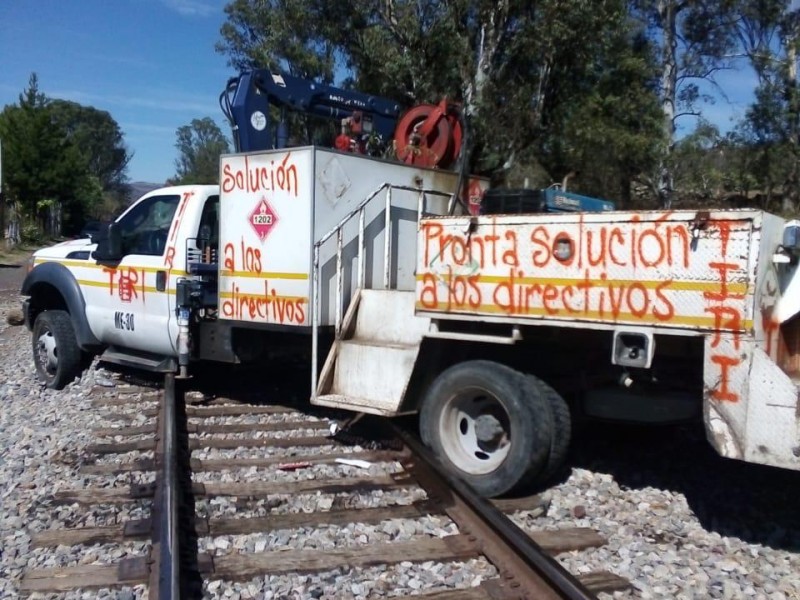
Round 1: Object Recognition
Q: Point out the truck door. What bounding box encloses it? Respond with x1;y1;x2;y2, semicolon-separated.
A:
85;193;182;356
164;193;220;355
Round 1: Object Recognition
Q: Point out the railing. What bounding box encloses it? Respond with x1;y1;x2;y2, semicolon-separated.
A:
311;183;451;398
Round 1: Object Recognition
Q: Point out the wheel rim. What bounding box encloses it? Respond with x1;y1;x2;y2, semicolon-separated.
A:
36;328;58;375
438;386;512;475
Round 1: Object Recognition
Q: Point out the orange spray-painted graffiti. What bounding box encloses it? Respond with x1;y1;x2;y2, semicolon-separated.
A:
704;221;744;403
418;215;690;322
221;153;299;197
164;190;195;269
220;280;306;325
223;238;263;274
418;214;751;403
103;267;146;303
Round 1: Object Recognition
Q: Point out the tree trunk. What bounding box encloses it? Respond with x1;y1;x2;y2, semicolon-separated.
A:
783;29;800;214
48;203;62;237
658;0;679;208
5;202;20;248
463;4;513;176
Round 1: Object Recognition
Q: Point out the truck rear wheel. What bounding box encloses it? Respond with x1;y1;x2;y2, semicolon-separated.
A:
419;360;552;497
32;310;82;390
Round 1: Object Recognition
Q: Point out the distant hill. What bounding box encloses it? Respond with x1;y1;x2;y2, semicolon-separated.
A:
128;181;163;200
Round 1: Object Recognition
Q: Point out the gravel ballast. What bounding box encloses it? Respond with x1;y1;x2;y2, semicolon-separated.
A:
1;290;799;598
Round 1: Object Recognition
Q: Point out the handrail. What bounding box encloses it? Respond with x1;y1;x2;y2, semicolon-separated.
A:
383;186;392;289
311;183;450;398
316;182;446;247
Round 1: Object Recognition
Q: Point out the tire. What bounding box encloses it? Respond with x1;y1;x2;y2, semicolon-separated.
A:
419;360;552;498
524;375;572;482
80;350;96;371
32;310;82;390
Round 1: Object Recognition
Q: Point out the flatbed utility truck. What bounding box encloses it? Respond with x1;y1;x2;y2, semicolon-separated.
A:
20;70;800;496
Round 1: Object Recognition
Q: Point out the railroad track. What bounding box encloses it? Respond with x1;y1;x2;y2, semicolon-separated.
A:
19;371;630;599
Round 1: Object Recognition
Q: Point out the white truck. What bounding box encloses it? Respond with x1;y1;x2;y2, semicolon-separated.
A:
21;143;800;496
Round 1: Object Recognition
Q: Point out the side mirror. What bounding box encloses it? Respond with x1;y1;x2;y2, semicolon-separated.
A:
783;220;800;251
93;223;123;262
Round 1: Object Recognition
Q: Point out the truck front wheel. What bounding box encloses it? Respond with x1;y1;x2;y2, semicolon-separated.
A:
419;360;552;497
32;310;82;390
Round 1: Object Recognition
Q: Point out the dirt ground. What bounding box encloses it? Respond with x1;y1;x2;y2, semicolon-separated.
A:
0;247;34;293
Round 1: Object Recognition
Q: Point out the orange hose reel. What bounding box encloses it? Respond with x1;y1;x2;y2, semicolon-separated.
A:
394;99;463;169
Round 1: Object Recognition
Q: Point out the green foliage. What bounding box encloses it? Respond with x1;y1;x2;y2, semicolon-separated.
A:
670;121;726;202
171;117;231;185
213;0;800;212
540;22;665;207
0;73;132;237
48;99;131;193
0;76;79;209
217;0;664;205
219;0;339;79
21;219;46;245
731;0;800;211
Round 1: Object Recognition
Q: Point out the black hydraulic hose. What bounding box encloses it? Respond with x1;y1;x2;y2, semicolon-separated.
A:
219;77;241;152
449;105;472;216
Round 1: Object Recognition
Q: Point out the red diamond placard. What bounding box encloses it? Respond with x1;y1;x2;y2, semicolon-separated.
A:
249;196;279;242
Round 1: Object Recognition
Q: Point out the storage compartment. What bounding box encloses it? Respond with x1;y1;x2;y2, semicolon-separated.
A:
219;147;483;328
480;187;615;214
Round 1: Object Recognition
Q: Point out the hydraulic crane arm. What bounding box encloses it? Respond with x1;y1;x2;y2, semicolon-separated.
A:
220;69;403;154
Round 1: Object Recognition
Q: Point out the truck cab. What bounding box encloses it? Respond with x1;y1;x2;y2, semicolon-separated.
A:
21;185;219;388
20;144;472;390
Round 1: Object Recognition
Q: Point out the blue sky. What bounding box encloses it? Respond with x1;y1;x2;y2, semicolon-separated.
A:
0;0;232;184
0;1;767;185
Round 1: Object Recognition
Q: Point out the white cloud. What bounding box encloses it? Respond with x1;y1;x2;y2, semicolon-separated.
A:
48;89;212;114
123;123;177;134
161;0;218;17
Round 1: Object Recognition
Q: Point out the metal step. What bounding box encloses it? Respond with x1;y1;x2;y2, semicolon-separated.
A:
100;347;177;373
314;289;427;415
328;340;418;413
313;393;407;416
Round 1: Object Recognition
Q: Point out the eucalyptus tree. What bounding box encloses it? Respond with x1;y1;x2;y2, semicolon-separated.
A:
734;0;800;211
630;0;739;206
218;0;662;201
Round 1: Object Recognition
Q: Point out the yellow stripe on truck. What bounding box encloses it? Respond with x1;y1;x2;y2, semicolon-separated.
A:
34;258;188;277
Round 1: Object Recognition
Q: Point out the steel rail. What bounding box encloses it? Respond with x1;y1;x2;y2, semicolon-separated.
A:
150;373;180;600
391;423;597;600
